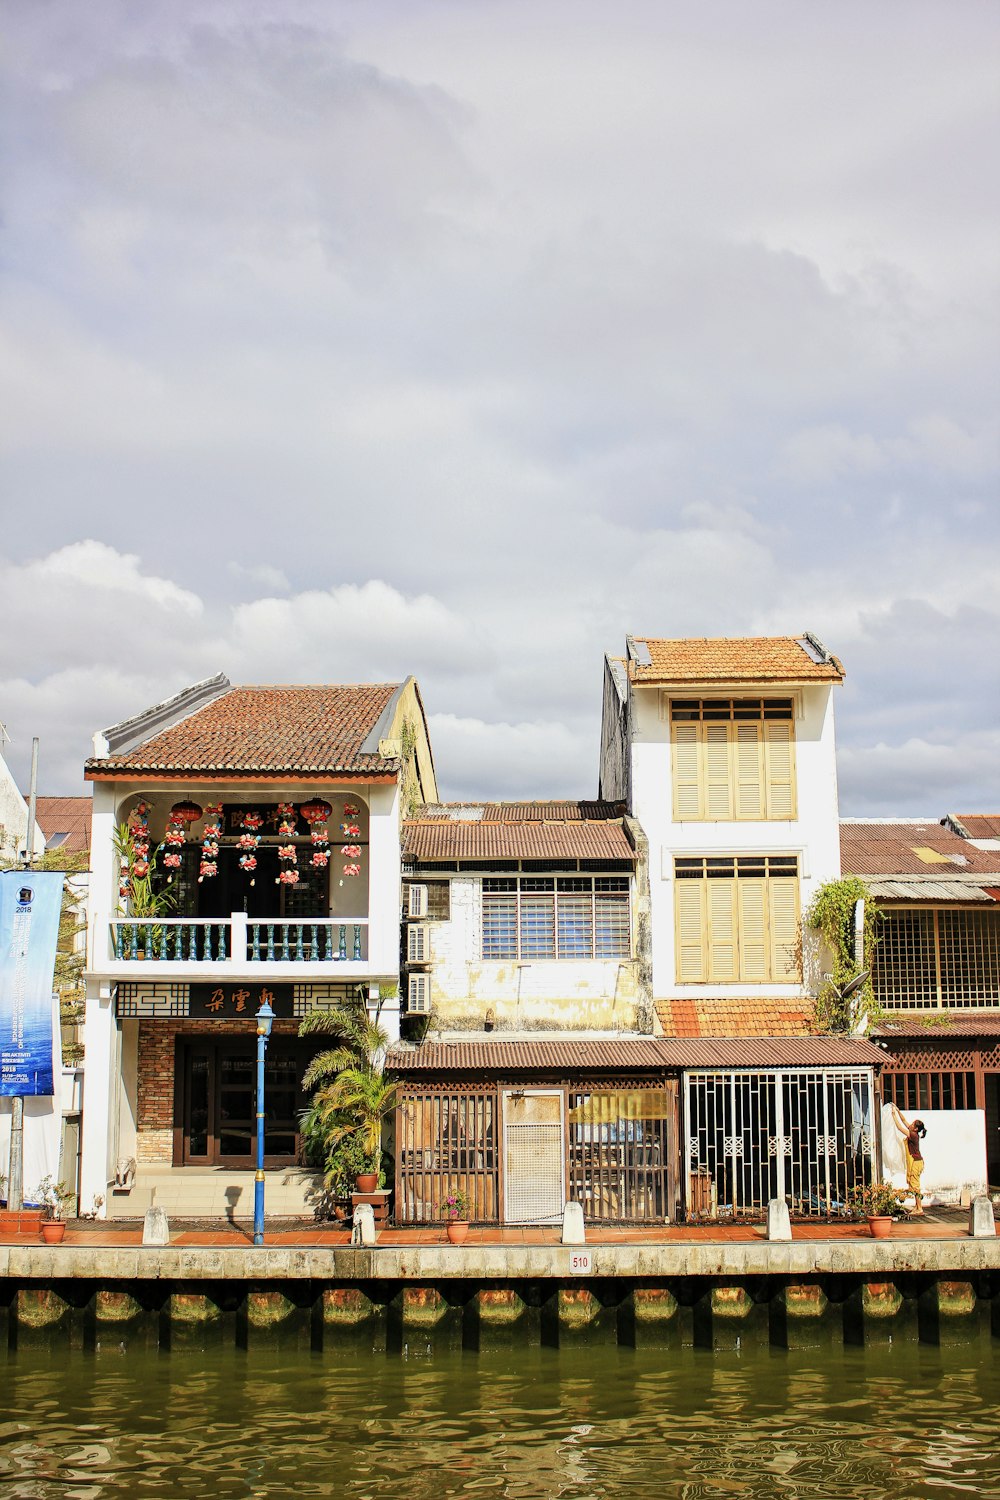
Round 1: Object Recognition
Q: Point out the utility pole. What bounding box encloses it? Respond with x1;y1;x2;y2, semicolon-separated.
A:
7;736;39;1211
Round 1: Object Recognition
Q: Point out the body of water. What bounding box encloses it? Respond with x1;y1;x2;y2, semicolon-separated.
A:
1;1340;997;1498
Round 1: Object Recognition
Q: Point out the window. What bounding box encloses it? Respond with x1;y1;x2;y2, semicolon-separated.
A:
670;698;796;821
481;877;630;960
674;855;800;983
872;907;1000;1008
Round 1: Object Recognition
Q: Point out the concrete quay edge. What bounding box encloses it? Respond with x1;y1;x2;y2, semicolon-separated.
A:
1;1238;998;1282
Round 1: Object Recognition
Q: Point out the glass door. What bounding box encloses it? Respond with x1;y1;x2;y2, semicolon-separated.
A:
180;1040;306;1166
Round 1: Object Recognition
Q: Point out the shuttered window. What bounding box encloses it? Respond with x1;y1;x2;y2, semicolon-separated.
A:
670;699;796;821
482;877;630;960
673;855;800;983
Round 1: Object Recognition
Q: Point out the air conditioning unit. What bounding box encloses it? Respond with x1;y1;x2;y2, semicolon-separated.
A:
407;884;428;919
407;924;429;963
407;973;430;1014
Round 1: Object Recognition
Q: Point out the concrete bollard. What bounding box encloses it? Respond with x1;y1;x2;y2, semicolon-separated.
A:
970;1196;997;1238
767;1199;792;1241
142;1207;170;1246
561;1202;586;1246
351;1203;376;1245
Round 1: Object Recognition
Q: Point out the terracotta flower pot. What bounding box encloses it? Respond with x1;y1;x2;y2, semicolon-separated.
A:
355;1173;378;1194
867;1215;893;1239
40;1220;66;1244
446;1220;469;1245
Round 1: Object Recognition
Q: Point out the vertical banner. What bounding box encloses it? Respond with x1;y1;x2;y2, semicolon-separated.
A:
0;871;64;1097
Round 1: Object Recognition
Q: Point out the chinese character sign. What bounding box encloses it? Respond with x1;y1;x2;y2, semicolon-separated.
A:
0;871;64;1097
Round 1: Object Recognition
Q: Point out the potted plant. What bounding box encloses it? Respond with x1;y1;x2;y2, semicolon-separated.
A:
440;1188;470;1244
848;1180;901;1238
36;1175;73;1243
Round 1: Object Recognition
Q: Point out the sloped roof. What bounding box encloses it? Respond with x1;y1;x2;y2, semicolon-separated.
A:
875;1012;1000;1039
85;684;403;778
34;796;92;854
948;814;1000;840
386;1035;884;1073
626;635;843;685
840;820;1000;879
403;819;635;863
655;998;813;1038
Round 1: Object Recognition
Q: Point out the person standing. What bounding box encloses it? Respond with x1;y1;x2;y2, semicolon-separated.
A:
890;1102;927;1216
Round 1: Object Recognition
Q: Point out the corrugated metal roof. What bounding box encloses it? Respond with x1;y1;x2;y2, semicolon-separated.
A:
386;1036;884;1073
950;814;1000;840
866;878;998;903
875;1012;1000;1039
626;636;844;685
85;684;402;777
402;821;635;863
840;820;1000;879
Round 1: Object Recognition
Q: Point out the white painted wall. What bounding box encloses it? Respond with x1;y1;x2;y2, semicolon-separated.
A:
880;1106;987;1206
0;749;45;860
628;682;842;999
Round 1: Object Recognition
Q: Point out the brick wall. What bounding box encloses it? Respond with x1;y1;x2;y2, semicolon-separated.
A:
137;1018;303;1164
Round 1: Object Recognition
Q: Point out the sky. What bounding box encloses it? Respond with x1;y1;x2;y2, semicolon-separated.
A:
1;0;998;814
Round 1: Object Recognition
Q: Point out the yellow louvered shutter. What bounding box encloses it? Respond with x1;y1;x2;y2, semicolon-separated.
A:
735;723;765;819
672;722;702;820
704;723;733;819
764;721;796;819
738;877;768;981
768;878;800;980
707;878;738;981
675;879;706;982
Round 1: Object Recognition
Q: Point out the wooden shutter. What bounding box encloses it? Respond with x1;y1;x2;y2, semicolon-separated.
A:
735;723;765;819
672;722;702;819
738;877;768;981
768;878;800;980
675;879;706;982
707;878;738;981
764;721;796;819
704;723;733;819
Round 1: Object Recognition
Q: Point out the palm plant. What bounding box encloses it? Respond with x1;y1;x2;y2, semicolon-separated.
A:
299;992;400;1186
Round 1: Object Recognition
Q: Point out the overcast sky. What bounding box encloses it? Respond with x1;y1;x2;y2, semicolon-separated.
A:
1;1;998;814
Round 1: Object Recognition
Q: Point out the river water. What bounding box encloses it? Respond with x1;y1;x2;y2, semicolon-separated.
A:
1;1340;997;1498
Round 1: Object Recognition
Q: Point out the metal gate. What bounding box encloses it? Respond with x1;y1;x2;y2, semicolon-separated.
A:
502;1090;565;1223
683;1068;875;1218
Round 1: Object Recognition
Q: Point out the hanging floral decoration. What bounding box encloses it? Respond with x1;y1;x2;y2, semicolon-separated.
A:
301;798;332;869
120;800;152;898
276;802;297;837
238;810;263;878
198;803;223;882
275;802;300;884
342;862;362;878
162;804;191;873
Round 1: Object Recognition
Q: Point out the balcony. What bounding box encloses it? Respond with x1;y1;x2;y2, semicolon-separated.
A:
93;911;371;981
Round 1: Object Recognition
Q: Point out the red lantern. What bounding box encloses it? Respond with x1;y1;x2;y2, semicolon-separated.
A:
300;799;332;825
171;801;203;824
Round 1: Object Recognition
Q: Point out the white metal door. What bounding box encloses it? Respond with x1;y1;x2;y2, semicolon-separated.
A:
502;1090;565;1223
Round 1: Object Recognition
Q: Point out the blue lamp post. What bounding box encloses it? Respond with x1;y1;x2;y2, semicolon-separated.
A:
253;998;274;1246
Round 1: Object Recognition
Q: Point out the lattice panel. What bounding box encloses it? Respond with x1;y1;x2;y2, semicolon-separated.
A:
504;1121;564;1223
882;1046;978;1072
115;983;189;1018
292;982;356;1017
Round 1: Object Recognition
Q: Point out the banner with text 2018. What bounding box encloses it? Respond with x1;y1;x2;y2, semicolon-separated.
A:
0;870;64;1097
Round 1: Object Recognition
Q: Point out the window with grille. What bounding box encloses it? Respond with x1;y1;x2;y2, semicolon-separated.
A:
481;876;630;960
674;854;800;983
883;1070;977;1110
872;907;1000;1008
669;698;796;821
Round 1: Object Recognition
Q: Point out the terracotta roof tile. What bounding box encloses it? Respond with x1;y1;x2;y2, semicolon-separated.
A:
85;684;401;778
840;821;1000;878
403;817;635;863
628;636;843;685
655;998;814;1038
387;1036;884;1073
34;796;92;854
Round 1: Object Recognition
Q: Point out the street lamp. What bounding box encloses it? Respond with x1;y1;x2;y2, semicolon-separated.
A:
253;998;274;1246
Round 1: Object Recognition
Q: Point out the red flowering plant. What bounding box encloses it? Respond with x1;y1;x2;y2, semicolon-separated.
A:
198;803;223;882
437;1189;469;1221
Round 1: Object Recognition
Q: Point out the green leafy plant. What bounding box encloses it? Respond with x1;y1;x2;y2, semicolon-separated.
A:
806;876;882;1032
848;1180;902;1220
35;1175;74;1220
113;820;175;957
437;1189;468;1221
299;991;400;1191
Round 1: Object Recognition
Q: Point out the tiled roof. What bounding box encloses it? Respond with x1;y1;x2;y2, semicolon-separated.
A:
840;821;1000;879
34;796;92;854
655;998;813;1038
386;1035;884;1073
85;684;402;777
875;1011;1000;1039
403;817;635;863
949;814;1000;840
627;636;843;685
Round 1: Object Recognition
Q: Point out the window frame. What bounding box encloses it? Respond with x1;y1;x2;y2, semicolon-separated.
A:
481;875;631;962
668;697;797;823
673;853;801;984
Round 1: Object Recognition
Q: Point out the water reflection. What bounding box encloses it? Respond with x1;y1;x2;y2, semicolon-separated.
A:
1;1341;997;1498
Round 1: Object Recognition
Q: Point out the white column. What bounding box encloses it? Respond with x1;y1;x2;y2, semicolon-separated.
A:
79;978;116;1217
